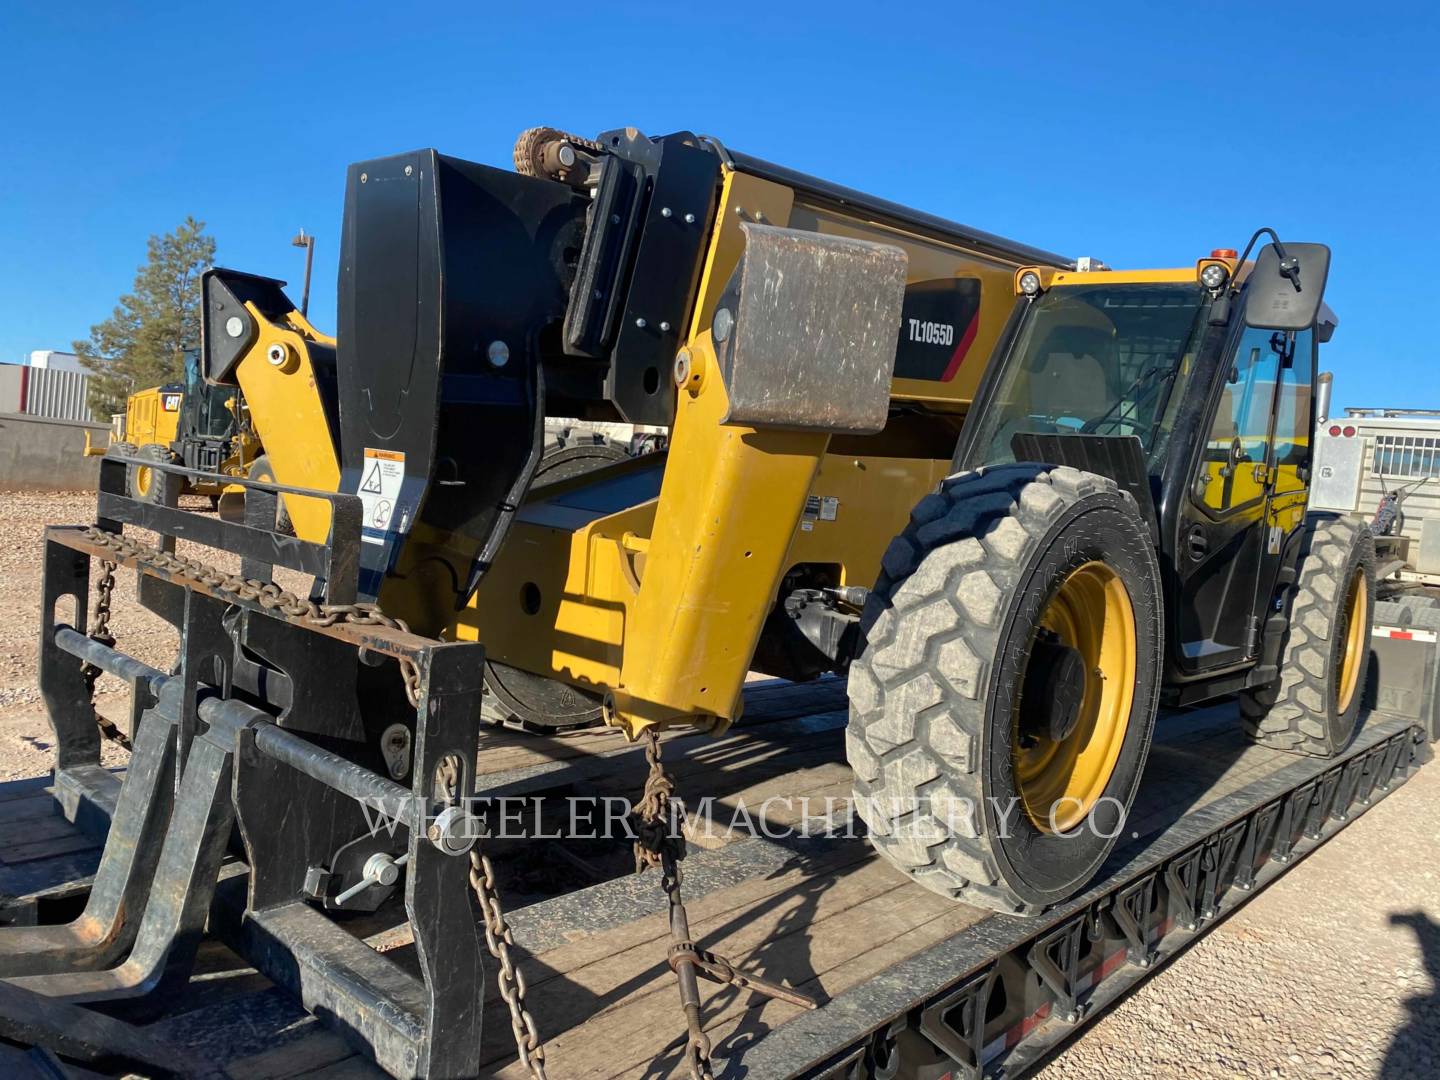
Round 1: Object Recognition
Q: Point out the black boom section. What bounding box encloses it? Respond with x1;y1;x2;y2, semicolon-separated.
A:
336;150;589;616
562;130;721;426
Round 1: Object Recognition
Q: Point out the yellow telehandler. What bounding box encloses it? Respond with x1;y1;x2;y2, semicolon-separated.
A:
4;126;1376;1079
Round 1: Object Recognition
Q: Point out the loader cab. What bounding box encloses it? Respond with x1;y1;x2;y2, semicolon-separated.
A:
954;239;1333;702
178;349;241;444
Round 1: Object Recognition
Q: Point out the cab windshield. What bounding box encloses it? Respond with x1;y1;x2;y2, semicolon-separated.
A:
967;282;1211;468
183;349;239;438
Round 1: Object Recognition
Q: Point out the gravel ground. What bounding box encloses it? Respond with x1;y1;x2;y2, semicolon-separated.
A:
0;490;306;779
1;491;1437;1077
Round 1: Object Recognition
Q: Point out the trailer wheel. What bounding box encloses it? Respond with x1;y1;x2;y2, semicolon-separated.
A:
479;437;629;732
129;444;182;506
847;465;1163;913
1240;514;1376;756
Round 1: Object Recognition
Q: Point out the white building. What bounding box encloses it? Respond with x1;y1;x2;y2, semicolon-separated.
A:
26;350;87;373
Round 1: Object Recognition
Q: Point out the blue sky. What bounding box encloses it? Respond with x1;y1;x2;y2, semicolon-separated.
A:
2;2;1436;412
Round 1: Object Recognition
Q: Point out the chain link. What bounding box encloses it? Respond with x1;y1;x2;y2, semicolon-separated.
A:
469;847;548;1078
78;555;132;749
78;526;422;706
427;749;549;1079
81;557;117;693
635;729;715;1080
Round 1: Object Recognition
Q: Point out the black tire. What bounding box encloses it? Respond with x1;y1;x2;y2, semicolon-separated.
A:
1240;514;1376;756
247;455;294;535
128;444;182;505
480;438;626;732
847;464;1163;914
482;661;607;732
531;440;630;487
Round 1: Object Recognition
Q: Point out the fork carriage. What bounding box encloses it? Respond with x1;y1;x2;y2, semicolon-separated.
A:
14;454;490;1078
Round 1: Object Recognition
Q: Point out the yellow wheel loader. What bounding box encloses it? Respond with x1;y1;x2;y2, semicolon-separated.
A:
6;127;1379;1077
84;349;261;504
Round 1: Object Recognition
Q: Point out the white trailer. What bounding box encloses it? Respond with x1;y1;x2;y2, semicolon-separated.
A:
1311;401;1440;583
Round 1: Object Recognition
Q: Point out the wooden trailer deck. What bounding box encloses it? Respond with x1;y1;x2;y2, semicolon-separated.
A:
0;678;1423;1079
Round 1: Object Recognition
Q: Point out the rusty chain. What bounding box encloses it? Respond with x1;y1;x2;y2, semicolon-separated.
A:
633;729;817;1078
635;729;715;1080
429;754;549;1080
469;847;548;1079
79;555;134;750
81;556;117;693
78;526;422;707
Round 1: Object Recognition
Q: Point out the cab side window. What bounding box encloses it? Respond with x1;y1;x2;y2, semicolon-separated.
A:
1196;326;1282;513
1272;329;1314;487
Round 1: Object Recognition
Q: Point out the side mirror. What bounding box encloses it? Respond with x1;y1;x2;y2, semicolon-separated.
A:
1244;242;1331;332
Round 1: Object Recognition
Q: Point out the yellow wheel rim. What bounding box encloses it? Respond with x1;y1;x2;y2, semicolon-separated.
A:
1013;561;1137;833
1337;570;1367;713
135;465;153;497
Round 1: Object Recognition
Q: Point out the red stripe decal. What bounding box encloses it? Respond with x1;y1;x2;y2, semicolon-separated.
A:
1096;946;1128;981
940;308;982;382
1005;1001;1053;1049
1390;630;1414;640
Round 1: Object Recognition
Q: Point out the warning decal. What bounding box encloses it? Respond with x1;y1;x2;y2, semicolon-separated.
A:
802;495;840;523
358;447;404;536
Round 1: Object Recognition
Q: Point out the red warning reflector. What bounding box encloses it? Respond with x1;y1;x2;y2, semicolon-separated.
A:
1343;425;1356;438
1328;425;1342;436
1374;626;1439;643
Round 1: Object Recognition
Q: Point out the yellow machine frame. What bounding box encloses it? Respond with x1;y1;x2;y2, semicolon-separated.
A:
223;163;1257;741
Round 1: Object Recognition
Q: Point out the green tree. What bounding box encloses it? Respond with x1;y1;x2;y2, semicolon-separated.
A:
74;217;216;417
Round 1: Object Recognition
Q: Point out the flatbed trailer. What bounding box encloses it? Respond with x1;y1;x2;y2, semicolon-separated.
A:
0;677;1428;1079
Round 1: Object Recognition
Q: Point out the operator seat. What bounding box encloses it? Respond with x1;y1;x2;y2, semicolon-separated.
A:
1028;325;1114;423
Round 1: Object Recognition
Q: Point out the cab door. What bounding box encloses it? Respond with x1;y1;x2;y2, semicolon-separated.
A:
1174;325;1286;673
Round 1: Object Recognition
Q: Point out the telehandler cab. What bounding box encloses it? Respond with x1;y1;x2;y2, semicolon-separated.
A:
3;126;1374;1078
849;232;1373;911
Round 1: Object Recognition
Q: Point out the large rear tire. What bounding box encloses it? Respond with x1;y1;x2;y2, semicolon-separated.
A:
847;465;1163;914
1240;514;1376;756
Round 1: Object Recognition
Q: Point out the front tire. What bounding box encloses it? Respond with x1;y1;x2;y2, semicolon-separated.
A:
129;444;181;505
247;455;293;535
1240;514;1376;756
847;465;1163;914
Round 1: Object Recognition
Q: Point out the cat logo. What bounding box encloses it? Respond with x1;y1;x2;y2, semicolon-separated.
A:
161;393;182;412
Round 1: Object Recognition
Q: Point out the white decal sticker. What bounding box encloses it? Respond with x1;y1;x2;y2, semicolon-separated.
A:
359;447;405;533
